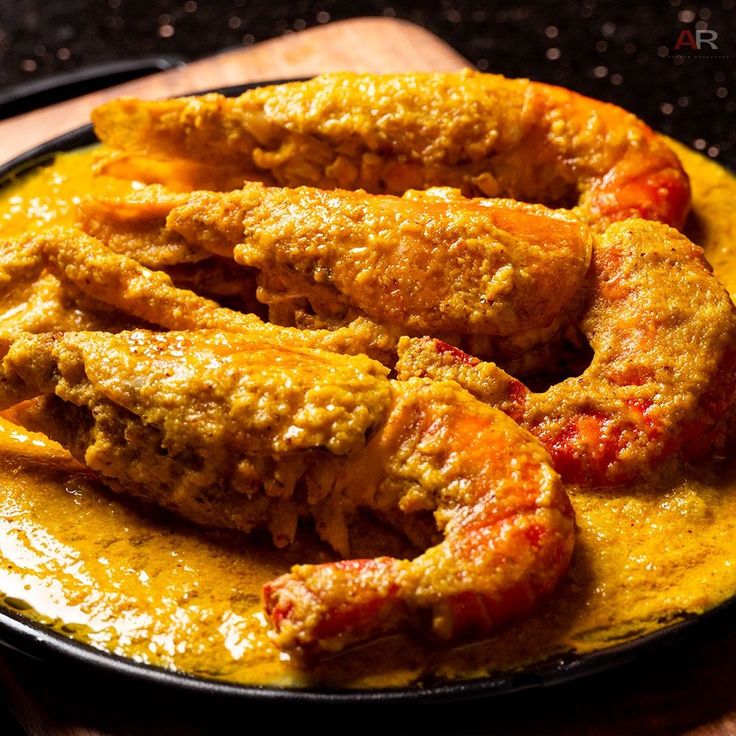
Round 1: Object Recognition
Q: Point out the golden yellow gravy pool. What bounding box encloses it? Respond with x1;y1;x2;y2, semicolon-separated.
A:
0;141;735;689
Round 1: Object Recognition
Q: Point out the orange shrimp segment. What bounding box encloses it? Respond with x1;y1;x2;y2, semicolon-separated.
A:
396;220;736;486
583;157;692;230
528;80;691;228
92;70;690;229
264;379;575;656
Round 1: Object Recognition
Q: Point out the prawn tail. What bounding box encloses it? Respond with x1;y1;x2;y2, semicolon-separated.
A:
263;557;408;657
263;503;574;660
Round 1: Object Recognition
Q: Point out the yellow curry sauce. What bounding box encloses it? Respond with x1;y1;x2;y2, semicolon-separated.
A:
0;142;734;689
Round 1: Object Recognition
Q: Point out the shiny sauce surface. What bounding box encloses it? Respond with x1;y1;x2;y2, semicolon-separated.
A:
0;142;735;689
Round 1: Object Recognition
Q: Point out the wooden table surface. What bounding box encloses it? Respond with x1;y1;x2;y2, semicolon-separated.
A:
0;17;735;736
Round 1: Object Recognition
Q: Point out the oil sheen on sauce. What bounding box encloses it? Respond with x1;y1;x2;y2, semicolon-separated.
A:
0;142;735;690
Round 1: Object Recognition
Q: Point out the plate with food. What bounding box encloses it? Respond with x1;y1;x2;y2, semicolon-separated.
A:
0;72;735;702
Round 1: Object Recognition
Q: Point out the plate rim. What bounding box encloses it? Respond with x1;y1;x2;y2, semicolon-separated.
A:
0;78;734;704
2;597;734;704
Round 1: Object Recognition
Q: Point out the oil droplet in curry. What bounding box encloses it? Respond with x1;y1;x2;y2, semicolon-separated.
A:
0;141;735;690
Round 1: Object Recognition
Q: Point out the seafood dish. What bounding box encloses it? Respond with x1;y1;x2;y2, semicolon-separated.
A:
0;71;735;688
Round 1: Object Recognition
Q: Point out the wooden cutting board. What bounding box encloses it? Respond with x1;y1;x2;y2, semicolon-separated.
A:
0;17;466;163
1;17;736;736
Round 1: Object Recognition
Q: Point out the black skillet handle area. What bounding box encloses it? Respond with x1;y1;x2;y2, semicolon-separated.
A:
0;56;185;120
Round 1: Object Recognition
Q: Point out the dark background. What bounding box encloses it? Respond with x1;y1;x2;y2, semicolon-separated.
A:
0;0;734;167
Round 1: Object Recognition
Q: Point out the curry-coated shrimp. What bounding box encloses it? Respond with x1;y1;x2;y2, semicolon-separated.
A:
0;329;392;551
0;227;398;362
265;378;574;656
397;219;736;486
0;330;575;656
76;182;591;365
91;70;690;229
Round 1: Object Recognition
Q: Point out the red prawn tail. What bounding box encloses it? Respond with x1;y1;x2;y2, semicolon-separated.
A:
263;557;407;658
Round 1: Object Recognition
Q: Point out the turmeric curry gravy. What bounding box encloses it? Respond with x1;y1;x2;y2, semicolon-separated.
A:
0;140;734;689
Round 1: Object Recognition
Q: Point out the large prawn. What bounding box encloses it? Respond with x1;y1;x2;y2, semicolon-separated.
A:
397;219;736;486
92;70;690;229
0;329;574;657
69;184;736;485
76;183;592;368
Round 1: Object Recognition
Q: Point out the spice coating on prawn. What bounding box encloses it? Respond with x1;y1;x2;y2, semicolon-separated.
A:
166;183;592;337
397;219;736;486
0;329;392;549
0;329;574;656
74;184;591;367
92;70;690;229
0;227;399;363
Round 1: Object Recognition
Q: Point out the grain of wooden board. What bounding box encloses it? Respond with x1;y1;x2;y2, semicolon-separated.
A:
0;17;735;736
0;17;466;163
